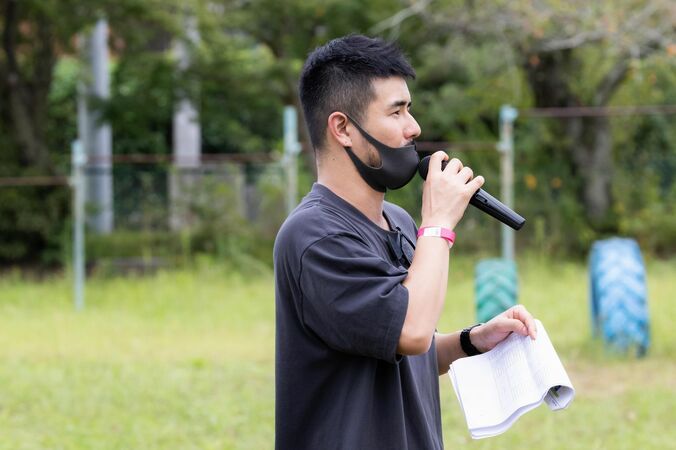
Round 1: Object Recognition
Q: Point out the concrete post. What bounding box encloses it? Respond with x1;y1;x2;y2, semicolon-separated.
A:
80;18;114;234
497;105;518;261
170;15;201;230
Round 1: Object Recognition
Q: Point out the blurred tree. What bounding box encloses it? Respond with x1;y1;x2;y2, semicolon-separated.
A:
0;0;177;264
379;0;675;230
1;0;673;264
193;0;402;167
0;0;173;173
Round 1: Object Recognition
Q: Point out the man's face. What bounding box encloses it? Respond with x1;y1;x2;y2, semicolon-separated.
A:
350;77;421;165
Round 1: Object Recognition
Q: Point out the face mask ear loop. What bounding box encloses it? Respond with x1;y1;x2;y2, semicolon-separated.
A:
343;113;384;171
343;146;386;191
345;113;399;152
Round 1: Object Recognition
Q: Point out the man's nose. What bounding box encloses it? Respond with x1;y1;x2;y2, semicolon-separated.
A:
405;113;421;141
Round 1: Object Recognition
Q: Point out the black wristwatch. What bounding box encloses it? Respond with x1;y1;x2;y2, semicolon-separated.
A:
460;324;483;356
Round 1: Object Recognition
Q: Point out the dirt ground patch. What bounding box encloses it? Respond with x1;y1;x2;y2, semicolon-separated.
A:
566;358;676;398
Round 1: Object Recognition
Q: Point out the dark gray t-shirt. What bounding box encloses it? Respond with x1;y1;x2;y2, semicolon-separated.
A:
274;183;442;450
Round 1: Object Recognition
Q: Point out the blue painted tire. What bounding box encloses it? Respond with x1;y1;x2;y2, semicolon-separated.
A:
475;259;518;323
589;238;650;356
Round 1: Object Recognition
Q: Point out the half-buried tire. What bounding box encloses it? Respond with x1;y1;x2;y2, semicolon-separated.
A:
475;258;518;323
590;238;650;356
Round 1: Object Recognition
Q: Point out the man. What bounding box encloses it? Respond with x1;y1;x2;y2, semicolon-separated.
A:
274;35;537;449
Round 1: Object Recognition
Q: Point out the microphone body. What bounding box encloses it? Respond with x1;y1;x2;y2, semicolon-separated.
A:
418;156;526;231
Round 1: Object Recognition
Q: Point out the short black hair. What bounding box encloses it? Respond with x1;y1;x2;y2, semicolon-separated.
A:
299;35;415;152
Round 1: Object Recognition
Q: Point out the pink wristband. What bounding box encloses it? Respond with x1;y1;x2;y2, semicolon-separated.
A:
416;226;456;248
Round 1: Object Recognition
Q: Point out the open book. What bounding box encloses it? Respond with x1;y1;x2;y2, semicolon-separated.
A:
448;319;574;439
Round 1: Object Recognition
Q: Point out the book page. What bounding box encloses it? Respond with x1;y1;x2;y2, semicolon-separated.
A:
449;319;575;439
520;320;575;410
485;332;542;417
449;356;502;429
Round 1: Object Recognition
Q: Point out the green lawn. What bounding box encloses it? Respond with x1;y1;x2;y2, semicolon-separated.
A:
0;254;674;449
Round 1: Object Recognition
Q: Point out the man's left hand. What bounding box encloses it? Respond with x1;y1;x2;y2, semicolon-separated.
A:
470;305;538;353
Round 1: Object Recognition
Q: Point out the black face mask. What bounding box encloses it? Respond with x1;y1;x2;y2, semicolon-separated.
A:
343;114;419;192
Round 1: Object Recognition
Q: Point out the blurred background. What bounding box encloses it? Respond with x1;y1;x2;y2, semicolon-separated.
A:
0;0;674;449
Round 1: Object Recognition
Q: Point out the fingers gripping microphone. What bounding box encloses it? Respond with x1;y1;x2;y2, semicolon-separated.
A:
418;156;526;230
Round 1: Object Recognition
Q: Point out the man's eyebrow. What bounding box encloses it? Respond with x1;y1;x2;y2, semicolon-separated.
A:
389;100;412;108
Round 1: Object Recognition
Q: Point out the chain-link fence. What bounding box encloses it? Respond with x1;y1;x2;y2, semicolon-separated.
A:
81;156;287;273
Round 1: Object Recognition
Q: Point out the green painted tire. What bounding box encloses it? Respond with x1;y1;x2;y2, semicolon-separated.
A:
475;258;518;323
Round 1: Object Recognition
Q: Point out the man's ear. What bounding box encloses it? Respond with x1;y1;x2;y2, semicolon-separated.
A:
327;112;352;148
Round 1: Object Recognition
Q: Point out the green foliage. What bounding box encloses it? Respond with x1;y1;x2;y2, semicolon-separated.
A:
0;186;70;265
107;54;176;155
170;168;282;271
86;230;182;260
617;177;676;257
47;57;80;171
0;56;76;265
0;0;180;267
191;37;284;154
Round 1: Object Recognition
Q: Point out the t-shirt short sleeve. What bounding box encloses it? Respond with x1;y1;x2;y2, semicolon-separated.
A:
298;233;409;364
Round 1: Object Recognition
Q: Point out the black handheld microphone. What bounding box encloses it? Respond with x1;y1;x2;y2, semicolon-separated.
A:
418;156;526;230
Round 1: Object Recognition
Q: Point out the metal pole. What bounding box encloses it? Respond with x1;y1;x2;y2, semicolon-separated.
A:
497;105;518;261
283;106;301;215
71;140;86;311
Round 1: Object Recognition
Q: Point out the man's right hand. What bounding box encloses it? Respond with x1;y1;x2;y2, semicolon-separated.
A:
399;152;485;355
419;151;484;231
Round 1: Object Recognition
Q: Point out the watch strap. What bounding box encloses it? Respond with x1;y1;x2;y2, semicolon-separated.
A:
460;323;483;356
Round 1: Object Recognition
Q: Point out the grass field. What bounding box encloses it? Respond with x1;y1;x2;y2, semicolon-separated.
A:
0;254;674;449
